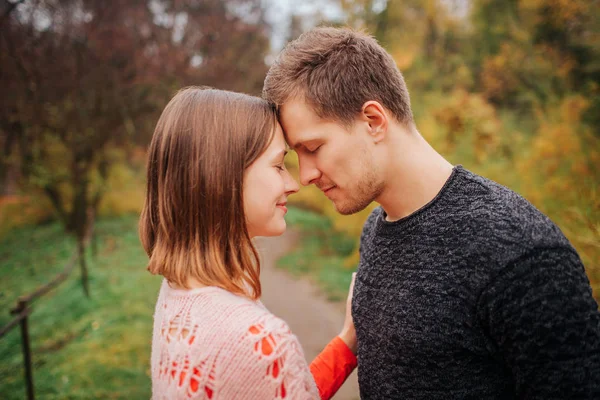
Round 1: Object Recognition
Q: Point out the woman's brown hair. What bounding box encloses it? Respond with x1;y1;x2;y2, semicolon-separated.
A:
139;87;277;300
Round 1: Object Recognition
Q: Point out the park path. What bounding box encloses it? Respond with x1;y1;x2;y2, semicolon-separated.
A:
254;231;360;400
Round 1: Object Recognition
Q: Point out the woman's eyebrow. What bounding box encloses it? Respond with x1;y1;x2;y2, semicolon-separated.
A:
271;149;288;161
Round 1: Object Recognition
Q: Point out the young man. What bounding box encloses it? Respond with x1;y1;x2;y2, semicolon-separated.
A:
263;27;600;399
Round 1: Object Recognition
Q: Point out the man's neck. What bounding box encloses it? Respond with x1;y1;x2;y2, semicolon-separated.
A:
376;134;453;222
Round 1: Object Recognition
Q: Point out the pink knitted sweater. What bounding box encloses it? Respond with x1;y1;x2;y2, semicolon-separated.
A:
151;279;321;399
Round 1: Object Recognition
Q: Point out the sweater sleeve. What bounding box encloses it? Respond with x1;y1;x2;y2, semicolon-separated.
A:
246;316;321;399
309;336;357;400
478;247;600;399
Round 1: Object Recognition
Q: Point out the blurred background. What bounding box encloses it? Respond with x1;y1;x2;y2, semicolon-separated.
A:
0;0;598;398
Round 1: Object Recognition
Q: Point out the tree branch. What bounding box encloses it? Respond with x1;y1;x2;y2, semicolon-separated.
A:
43;184;68;226
1;0;26;27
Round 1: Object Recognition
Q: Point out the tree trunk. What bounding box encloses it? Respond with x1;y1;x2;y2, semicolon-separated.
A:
90;156;108;259
72;153;92;296
78;236;90;297
0;127;14;195
0;122;23;196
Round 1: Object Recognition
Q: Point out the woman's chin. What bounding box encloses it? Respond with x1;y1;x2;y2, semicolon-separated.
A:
256;221;287;238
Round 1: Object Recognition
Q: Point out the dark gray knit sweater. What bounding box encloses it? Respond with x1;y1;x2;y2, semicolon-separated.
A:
353;165;600;399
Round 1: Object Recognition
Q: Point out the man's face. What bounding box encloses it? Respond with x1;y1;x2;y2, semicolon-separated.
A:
279;98;384;215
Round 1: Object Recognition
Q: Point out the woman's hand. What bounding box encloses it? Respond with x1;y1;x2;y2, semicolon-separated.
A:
338;272;357;354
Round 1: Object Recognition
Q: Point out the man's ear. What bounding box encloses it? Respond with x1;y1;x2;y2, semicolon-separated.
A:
360;101;388;144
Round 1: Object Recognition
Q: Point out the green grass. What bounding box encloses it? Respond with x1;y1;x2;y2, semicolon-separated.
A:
0;215;158;399
278;207;357;301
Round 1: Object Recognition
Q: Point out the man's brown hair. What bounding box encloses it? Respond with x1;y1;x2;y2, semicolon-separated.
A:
263;26;413;126
139;87;277;300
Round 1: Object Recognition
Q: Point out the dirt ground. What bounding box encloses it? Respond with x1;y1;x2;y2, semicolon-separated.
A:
255;231;360;400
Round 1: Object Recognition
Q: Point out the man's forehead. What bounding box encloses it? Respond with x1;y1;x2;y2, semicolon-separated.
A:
281;129;300;150
279;99;326;149
279;96;318;122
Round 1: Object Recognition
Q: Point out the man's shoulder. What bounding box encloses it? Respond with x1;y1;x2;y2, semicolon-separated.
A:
365;206;383;226
460;169;569;247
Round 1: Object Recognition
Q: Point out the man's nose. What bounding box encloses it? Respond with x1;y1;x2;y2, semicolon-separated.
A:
298;156;321;186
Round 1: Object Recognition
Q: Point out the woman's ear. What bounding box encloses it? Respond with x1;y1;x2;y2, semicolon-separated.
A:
360;101;388;144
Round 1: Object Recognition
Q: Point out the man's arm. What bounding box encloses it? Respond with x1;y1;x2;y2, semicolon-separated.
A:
478;247;600;399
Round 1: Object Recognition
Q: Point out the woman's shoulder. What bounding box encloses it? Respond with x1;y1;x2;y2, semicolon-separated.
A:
157;279;287;336
160;279;305;358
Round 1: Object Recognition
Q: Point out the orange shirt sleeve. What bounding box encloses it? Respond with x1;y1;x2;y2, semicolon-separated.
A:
309;336;358;400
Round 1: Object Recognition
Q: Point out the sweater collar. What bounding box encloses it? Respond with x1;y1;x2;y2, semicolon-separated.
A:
374;165;465;236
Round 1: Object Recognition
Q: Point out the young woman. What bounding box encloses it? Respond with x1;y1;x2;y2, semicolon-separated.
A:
140;87;357;399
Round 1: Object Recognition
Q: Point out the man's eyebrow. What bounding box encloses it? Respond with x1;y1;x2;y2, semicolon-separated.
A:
291;139;320;150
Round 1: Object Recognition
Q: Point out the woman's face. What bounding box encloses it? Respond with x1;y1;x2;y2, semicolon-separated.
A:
244;123;299;238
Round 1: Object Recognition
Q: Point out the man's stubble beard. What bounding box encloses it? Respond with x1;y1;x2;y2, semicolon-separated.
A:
334;156;384;216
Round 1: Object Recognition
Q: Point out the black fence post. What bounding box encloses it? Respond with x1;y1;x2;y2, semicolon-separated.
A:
13;300;35;400
20;317;35;400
